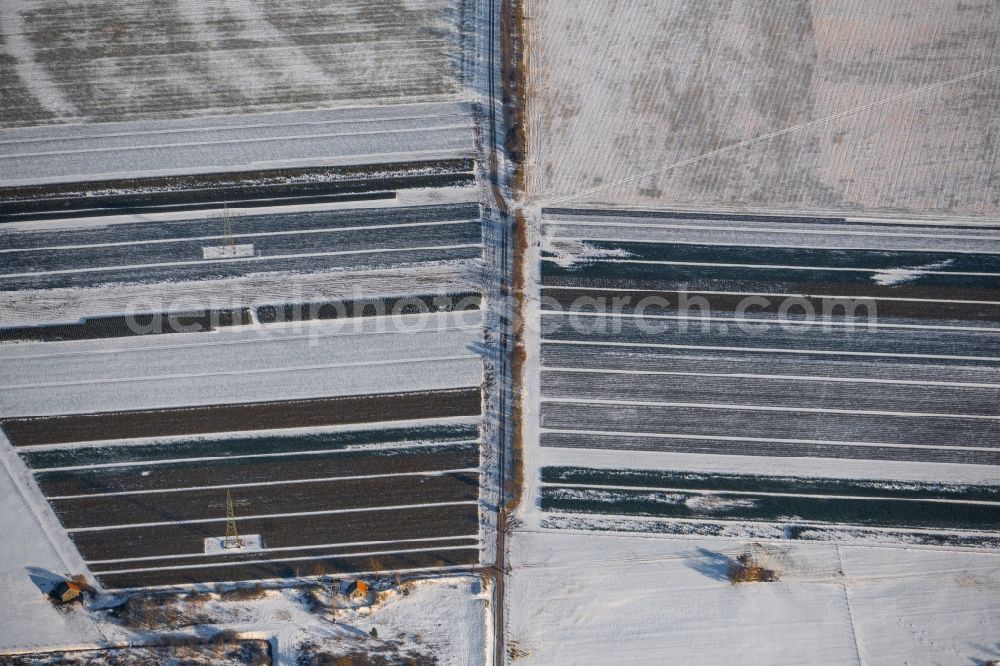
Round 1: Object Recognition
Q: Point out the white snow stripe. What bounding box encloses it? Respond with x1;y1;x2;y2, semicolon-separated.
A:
0;244;481;279
541;339;1000;362
541;309;1000;333
2;124;473;159
541;366;1000;389
0;110;470;146
540;219;1000;242
551;235;1000;256
540;429;996;452
29;440;481;472
541;285;1000;306
541;482;1000;506
0;220;477;254
0;354;480;390
0;321;481;361
545;257;1000;277
66;500;478;532
93;544;478;575
47;468;481;500
542;396;1000;420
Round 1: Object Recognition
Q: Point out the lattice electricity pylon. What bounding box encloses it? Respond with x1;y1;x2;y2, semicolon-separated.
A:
222;203;236;253
209;490;251;549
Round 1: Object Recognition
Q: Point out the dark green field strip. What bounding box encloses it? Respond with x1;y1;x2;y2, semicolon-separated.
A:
257;292;482;324
541;486;1000;531
542;370;1000;416
97;548;481;589
542;316;1000;360
540;265;1000;298
541;287;1000;324
542;402;1000;449
539;432;1000;465
36;445;478;496
52;472;479;528
541;343;1000;381
72;503;479;561
20;423;479;469
87;537;480;573
2;222;482;275
2;388;483;446
542;467;1000;502
561;242;1000;273
0;308;252;343
0;161;474;221
1;200;479;249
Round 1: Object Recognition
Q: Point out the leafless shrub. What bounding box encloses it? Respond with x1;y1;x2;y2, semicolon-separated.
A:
218;584;267;602
727;546;778;584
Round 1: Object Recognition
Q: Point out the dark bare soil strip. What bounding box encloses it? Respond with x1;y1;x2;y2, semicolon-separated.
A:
541;403;1000;450
257;292;481;324
541;260;996;293
21;424;479;469
542;370;1000;416
540;432;1000;465
541;287;1000;324
542;467;1000;502
72;503;479;560
36;445;478;495
3;388;483;446
87;537;479;573
97;548;480;589
1;639;271;665
0;203;481;251
4;191;397;222
53;472;480;528
0;308;252;343
571;241;1000;274
541;343;1000;381
543;315;997;361
0;160;473;222
542;486;1000;531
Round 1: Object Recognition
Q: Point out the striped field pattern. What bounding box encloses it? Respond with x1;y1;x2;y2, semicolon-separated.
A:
537;207;1000;539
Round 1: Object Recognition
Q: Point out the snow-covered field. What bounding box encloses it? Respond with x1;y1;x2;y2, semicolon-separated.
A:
0;0;476;128
0;102;476;185
508;530;1000;665
526;0;1000;218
